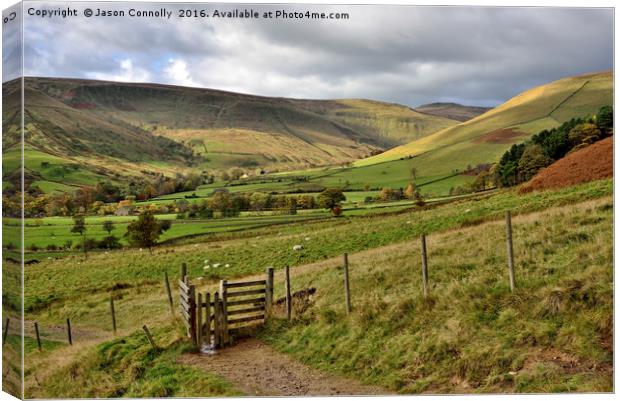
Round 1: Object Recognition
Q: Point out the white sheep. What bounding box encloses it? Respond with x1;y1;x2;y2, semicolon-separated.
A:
213;263;221;268
293;244;303;251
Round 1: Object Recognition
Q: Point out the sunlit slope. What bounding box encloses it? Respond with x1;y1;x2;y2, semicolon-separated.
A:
25;77;460;174
357;71;613;169
294;98;459;145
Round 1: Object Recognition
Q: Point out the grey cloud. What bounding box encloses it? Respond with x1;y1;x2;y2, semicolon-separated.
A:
12;2;614;107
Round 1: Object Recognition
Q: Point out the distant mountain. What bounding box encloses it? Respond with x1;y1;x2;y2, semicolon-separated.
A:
414;102;491;122
2;77;461;193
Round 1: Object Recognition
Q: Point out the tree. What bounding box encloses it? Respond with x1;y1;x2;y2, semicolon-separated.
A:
71;214;88;259
209;191;233;215
404;183;416;199
124;211;169;254
317;189;346;216
378;187;396;201
471;171;491;192
228;167;245;181
568;123;601;147
410;166;418;181
102;220;115;235
297;195;315;210
596;105;613;135
517;144;553;182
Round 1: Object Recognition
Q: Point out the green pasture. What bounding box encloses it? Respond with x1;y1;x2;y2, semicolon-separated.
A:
20;179;612;316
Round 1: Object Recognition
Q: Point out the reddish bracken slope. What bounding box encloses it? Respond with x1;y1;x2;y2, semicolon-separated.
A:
520;136;613;193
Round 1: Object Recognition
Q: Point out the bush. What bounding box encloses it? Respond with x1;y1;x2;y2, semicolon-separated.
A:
29;244;39;252
84;238;99;251
99;236;122;250
46;244;58;251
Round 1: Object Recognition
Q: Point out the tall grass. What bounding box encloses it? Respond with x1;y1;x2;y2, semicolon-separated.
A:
260;197;613;393
28;324;241;398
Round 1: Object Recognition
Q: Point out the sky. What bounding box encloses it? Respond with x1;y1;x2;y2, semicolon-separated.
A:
2;2;614;107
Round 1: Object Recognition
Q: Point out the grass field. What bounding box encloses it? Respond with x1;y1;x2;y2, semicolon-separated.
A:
25;324;241;398
21;179;610;323
261;195;612;393
9;197;442;251
20;178;613;396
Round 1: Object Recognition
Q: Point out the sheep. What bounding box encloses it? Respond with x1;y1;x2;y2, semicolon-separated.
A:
293;244;303;251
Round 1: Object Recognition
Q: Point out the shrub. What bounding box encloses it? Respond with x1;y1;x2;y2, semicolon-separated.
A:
99;236;122;250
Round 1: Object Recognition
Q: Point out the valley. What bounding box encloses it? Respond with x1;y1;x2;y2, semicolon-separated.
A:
2;70;614;397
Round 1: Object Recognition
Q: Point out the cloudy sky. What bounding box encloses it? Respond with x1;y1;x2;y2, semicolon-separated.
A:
3;2;614;107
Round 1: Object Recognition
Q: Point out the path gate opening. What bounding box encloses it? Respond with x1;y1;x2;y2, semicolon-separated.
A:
179;266;274;349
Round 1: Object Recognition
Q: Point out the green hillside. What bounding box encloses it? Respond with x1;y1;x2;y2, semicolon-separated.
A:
11;77;459;180
315;71;612;196
359;71;612;167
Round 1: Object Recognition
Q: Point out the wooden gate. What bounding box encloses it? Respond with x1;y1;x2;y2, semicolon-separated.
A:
180;266;274;349
178;264;197;343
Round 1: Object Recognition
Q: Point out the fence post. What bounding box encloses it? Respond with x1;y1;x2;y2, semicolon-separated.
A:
142;325;157;350
343;253;352;314
265;267;274;319
66;318;73;345
3;318;9;345
505;211;516;292
110;297;117;334
180;263;187;281
205;292;211;347
219;280;230;345
164;271;174;316
285;265;292;320
421;234;429;298
196;292;203;349
34;322;42;351
213;292;221;348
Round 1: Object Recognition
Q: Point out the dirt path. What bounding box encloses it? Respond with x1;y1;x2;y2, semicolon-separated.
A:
179;338;391;396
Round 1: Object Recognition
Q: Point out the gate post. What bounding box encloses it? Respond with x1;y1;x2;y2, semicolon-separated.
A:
265;267;274;319
196;292;203;348
219;280;230;345
213;292;221;348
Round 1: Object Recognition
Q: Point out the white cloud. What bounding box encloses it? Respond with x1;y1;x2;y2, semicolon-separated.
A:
87;58;151;83
163;58;198;87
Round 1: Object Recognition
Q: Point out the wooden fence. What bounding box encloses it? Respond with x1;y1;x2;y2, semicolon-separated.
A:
180;267;274;349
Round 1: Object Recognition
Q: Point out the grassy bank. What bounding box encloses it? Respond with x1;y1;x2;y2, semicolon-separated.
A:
260;196;613;393
27;324;241;398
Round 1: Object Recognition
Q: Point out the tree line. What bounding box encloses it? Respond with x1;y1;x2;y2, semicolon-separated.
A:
448;106;613;195
494;106;613;187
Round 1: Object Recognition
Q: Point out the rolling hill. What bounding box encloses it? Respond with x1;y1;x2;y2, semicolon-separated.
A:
414;102;491;122
350;71;612;194
2;77;461;193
